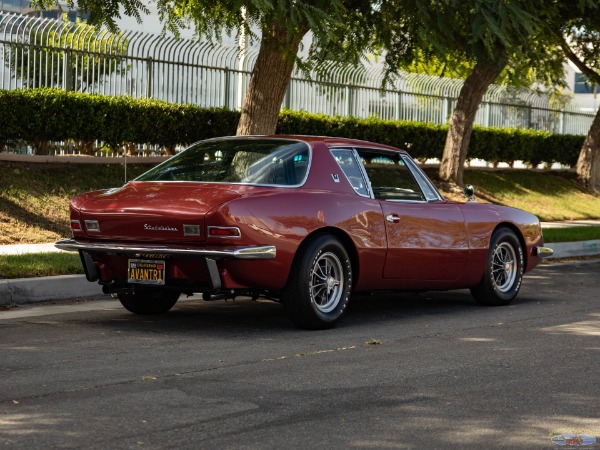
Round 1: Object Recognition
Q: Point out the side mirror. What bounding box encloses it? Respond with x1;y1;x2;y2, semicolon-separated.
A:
464;184;476;202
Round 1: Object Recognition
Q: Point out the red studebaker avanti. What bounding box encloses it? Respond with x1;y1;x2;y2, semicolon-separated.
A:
56;136;553;329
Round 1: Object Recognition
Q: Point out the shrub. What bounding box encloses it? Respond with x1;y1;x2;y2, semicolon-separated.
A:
0;88;584;166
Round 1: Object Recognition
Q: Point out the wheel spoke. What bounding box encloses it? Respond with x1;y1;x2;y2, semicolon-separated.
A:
309;252;344;313
313;286;327;304
491;242;518;293
314;263;327;281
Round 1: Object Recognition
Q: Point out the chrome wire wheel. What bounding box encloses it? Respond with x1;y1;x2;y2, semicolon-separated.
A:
283;235;352;329
471;228;523;306
491;242;518;293
309;251;344;313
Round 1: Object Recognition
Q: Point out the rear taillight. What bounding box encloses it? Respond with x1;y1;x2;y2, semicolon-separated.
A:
70;220;82;232
84;220;101;232
183;224;201;236
207;226;241;238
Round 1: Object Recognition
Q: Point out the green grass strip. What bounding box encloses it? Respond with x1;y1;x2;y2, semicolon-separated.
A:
542;226;600;243
0;252;83;279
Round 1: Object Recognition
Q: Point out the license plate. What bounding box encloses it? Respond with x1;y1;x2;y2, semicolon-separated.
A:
127;259;166;285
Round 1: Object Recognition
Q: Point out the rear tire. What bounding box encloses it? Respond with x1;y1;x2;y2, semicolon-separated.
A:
283;235;352;329
470;228;524;306
118;288;180;315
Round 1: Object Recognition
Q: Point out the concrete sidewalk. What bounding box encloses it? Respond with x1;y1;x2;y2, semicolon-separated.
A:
1;221;599;307
541;220;600;228
540;220;600;258
0;243;103;305
0;242;65;255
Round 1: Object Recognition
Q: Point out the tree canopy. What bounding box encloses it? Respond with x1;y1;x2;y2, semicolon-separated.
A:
32;0;380;135
376;0;578;186
30;0;600;189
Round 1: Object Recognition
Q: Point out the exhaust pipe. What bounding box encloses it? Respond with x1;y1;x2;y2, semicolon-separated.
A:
202;290;235;301
101;283;130;295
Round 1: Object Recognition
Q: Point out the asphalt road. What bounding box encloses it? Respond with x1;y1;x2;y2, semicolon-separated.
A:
1;260;599;449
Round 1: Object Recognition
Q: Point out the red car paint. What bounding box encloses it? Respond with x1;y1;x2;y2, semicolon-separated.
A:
57;136;551;326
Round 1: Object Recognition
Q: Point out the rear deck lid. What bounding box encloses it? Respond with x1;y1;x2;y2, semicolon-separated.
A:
76;182;241;242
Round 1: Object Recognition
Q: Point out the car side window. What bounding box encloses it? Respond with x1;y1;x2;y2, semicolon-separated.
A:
401;155;442;201
356;149;426;202
330;148;370;197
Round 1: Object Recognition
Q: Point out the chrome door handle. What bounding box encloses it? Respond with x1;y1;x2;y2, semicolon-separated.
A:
386;214;400;224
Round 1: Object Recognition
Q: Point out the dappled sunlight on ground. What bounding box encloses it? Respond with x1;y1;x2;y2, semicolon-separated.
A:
458;337;497;342
0;413;76;437
347;406;600;448
541;316;600;336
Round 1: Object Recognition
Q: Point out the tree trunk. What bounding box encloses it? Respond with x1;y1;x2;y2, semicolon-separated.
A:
33;139;50;155
438;58;505;187
557;37;600;192
77;140;95;155
577;106;600;192
236;23;306;136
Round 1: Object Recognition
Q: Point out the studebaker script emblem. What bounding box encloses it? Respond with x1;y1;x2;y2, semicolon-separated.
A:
144;224;179;232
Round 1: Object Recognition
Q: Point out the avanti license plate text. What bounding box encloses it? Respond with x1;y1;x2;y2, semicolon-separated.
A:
128;259;166;285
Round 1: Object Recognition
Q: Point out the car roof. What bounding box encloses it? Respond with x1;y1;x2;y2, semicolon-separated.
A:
271;135;407;153
204;135;408;155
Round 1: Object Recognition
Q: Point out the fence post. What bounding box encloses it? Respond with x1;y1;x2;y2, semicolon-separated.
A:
224;68;231;108
444;96;452;123
395;92;402;121
284;83;291;109
145;56;153;98
63;46;73;91
345;86;355;116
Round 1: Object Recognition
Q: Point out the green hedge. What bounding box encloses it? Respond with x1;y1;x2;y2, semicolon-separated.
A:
0;89;240;150
278;110;584;166
0;88;584;166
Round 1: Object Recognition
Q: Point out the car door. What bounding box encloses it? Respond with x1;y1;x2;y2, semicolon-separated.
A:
355;148;470;281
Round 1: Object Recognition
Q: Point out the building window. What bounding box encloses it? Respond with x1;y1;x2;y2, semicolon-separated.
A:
574;73;598;94
0;0;25;12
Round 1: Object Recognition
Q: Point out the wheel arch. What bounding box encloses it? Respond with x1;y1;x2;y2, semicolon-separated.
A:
291;227;360;289
492;222;528;267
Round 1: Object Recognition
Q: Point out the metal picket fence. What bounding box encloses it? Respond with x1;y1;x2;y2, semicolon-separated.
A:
1;11;597;140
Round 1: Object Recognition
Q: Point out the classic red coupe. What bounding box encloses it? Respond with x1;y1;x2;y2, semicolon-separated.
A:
56;136;553;329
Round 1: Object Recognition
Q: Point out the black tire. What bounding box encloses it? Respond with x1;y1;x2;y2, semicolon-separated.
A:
470;228;524;306
283;235;352;329
117;288;180;315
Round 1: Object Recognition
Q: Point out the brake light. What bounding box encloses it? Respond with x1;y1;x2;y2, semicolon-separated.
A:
208;226;241;238
70;220;82;231
84;220;101;232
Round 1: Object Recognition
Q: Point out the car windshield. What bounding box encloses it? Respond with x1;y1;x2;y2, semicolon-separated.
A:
135;138;310;186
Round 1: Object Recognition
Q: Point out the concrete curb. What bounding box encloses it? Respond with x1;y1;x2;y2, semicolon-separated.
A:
1;240;598;307
548;240;600;258
0;275;104;306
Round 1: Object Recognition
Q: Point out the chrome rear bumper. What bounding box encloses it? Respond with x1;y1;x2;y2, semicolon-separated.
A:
56;238;276;290
55;238;276;260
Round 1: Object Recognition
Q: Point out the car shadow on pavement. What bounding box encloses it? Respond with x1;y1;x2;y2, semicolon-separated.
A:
79;288;545;336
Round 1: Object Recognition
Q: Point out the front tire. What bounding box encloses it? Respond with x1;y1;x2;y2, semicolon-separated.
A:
471;228;524;306
117;288;180;315
283;235;352;329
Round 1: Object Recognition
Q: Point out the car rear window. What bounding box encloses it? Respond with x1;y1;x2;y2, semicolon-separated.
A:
134;138;310;186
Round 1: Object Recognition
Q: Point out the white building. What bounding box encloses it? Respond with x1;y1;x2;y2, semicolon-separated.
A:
562;61;600;114
0;0;87;21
